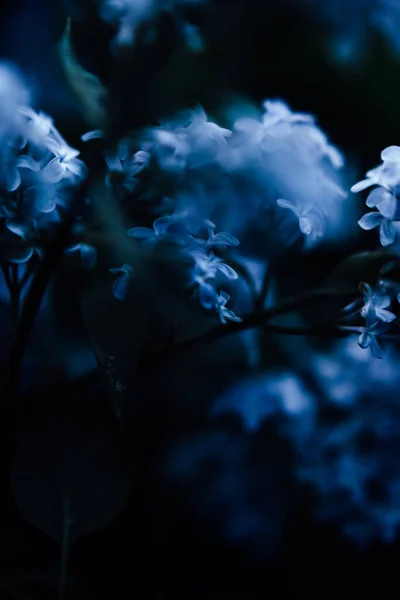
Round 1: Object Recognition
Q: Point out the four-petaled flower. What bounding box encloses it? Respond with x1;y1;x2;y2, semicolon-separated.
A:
359;282;397;324
190;247;238;287
358;316;391;359
358;195;399;246
356;282;397;358
277;198;326;238
42;143;86;183
352;146;400;246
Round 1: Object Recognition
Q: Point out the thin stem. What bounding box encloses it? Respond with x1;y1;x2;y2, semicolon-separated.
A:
1;264;21;324
255;262;272;312
3;182;88;408
173;289;321;350
59;496;71;600
10;265;20;324
138;303;400;375
1;264;13;292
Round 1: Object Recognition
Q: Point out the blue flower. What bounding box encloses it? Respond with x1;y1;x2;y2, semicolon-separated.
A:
277;198;326;238
357;182;400;246
352;146;400;194
358;317;391;359
190;247;238;287
205;228;240;249
359;282;397;324
216;291;241;324
128;213;213;246
4;217;39;263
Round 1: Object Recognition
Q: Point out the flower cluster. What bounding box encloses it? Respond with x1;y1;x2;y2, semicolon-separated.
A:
0;63;86;265
353;146;400;246
341;281;397;358
87;99;348;322
126;211;241;322
120;100;348;255
213;338;400;545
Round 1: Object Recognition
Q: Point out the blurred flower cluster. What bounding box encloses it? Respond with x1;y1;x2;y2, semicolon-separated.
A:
306;0;400;64
85;99;348;321
99;0;207;52
213;338;400;545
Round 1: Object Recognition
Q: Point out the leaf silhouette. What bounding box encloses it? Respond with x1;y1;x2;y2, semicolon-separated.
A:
10;398;132;549
56;17;108;128
313;250;400;295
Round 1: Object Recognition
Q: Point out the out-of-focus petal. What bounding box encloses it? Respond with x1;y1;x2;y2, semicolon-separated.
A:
113;274;129;300
42;157;65;183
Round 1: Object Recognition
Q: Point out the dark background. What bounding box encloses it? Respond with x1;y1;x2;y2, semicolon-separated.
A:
0;1;399;598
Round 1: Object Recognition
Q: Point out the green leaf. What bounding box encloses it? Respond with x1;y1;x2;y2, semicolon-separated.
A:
55;17;108;128
10;403;132;549
313;250;400;295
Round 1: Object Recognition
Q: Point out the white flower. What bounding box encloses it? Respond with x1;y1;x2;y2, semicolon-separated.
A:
277;198;326;238
216;291;241;324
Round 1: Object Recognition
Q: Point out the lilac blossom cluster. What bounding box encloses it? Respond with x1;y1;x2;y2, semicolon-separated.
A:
0;63;86;266
353;146;400;247
133;101;347;246
94;100;347;322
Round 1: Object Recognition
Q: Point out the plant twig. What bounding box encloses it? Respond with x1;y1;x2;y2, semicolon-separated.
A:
3;182;89;408
255;262;272;312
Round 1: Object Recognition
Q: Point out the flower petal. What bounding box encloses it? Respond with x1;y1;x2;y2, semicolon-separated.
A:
127;227;155;240
379;219;396;246
81;130;103;142
6;168;21;192
358;330;371;350
6;218;27;239
351;179;376;193
17;155;41;172
220;307;242;324
217;263;238;280
299;216;313;235
209;232;240;247
366;187;392;208
369;335;384;359
277;198;299;214
9;245;34;264
381;145;400;161
198;282;217;309
80;244;97;269
104;151;122;172
358;211;383;230
376;308;396;323
113;275;129;300
42;157;65;183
